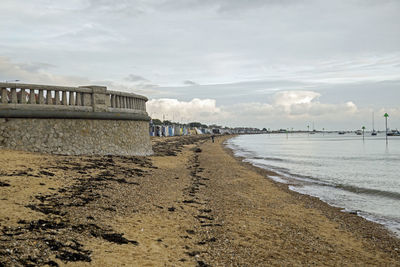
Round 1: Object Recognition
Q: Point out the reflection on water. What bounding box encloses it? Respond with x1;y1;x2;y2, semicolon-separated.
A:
227;133;400;236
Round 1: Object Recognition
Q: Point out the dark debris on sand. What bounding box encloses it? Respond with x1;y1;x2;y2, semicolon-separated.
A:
0;155;151;266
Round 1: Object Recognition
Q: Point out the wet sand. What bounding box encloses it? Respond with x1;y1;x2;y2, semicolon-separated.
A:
1;135;399;266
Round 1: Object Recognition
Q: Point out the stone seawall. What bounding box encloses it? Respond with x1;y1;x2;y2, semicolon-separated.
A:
0;118;152;156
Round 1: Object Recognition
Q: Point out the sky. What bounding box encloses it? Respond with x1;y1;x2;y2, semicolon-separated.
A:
1;0;400;130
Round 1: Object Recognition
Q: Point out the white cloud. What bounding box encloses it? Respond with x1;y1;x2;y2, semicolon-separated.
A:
272;91;320;111
146;90;362;127
147;98;228;123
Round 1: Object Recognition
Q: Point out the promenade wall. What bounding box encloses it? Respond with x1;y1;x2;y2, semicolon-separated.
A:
0;83;152;156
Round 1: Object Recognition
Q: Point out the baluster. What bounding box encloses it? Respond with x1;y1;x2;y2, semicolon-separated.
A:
62;91;67;105
116;96;120;108
19;89;27;104
124;97;128;108
10;88;17;104
128;98;132;109
46;90;52;104
38;90;44;104
111;95;115;108
141;100;145;111
1;88;7;104
69;92;75;105
76;92;82;106
29;89;36;104
55;91;61;105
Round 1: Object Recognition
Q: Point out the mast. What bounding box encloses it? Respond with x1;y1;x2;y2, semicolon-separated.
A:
372;112;375;131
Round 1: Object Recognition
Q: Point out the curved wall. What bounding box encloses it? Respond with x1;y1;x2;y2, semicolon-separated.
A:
0;118;152;156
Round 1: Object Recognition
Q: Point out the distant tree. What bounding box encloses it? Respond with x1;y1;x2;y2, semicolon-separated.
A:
262;128;267;131
151;119;162;125
163;120;173;125
189;122;202;128
209;124;221;128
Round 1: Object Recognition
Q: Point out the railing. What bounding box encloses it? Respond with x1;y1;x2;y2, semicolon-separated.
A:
108;90;147;111
0;83;149;120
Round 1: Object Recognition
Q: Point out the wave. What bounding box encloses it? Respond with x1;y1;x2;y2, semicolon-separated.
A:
333;183;400;200
245;158;400;200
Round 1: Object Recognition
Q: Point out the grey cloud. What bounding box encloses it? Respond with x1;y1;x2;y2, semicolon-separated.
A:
17;62;56;73
183;80;198;86
125;74;150;82
0;57;89;85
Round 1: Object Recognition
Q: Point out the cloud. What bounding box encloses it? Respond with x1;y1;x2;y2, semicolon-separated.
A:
147;98;228;123
0;57;89;86
231;90;358;119
183;80;198;86
146;90;363;127
0;57;161;97
272;91;320;111
125;74;150;82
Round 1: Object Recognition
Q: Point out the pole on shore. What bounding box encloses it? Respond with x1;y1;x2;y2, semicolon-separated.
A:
362;126;365;141
384;113;389;145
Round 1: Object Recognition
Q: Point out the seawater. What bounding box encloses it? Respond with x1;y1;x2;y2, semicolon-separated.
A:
226;133;400;236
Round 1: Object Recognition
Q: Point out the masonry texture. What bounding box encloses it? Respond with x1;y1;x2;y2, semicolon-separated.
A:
0;118;152;156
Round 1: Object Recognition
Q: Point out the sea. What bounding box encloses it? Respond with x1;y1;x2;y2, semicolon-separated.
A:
226;133;400;236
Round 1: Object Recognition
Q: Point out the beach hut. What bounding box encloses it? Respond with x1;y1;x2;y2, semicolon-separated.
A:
195;127;203;135
168;126;174;136
182;127;188;135
174;125;182;136
161;126;167;136
149;125;156;136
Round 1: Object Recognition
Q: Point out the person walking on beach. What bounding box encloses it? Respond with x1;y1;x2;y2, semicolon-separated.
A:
211;135;215;143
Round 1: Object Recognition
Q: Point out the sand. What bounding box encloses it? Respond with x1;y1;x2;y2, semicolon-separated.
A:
1;135;399;266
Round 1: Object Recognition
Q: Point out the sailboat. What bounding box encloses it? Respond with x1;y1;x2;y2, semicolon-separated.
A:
371;112;377;136
310;121;316;134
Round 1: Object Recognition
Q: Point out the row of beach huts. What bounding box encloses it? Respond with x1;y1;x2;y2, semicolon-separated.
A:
149;124;215;137
149;123;265;137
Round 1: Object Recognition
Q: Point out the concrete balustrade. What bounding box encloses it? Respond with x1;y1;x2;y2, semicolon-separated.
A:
0;82;152;156
0;83;149;121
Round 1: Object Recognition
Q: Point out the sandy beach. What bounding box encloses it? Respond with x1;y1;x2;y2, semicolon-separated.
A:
1;135;400;266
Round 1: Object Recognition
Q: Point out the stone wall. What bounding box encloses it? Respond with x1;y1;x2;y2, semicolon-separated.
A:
0;118;152;156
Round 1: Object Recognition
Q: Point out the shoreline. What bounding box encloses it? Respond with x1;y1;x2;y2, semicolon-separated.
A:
1;134;400;266
222;135;400;254
224;133;400;239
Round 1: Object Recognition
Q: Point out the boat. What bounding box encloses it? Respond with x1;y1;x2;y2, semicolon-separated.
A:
338;131;345;135
387;129;400;136
371;112;377;136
